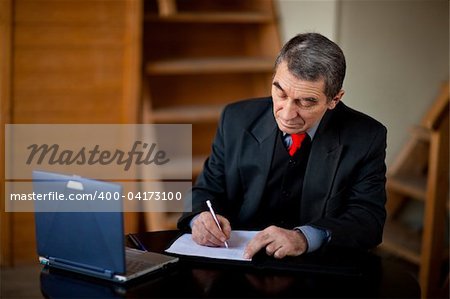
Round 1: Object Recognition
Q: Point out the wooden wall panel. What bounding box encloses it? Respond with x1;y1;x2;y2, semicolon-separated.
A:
1;0;13;266
12;0;129;125
14;0;127;24
4;0;141;265
121;0;142;123
15;49;124;71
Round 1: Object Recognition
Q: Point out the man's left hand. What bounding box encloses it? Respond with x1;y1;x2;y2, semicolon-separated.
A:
243;226;308;259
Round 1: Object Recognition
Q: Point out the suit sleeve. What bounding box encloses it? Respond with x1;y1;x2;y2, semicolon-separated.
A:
177;107;229;231
310;125;387;250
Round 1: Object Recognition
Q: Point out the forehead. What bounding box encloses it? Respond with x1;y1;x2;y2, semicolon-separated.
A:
273;62;326;99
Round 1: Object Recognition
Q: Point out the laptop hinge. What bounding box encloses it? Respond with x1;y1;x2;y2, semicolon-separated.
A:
48;257;114;279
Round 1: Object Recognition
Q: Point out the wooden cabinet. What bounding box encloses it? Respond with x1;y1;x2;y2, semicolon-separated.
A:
141;0;281;230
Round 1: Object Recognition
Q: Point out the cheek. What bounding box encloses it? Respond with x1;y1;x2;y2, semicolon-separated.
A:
272;100;283;114
301;115;315;125
303;109;327;124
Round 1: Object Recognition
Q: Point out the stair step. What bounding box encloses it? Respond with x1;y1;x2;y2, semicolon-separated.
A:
387;174;427;200
380;220;421;264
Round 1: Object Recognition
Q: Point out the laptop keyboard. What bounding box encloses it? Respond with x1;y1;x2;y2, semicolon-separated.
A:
125;248;160;275
123;247;178;278
125;258;158;275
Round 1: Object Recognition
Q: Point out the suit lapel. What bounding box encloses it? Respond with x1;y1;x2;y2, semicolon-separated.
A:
238;106;277;223
301;106;343;223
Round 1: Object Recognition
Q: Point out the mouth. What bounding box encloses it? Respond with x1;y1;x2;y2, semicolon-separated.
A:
278;119;304;129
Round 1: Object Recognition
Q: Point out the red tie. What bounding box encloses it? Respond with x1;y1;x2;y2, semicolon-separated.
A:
289;133;307;156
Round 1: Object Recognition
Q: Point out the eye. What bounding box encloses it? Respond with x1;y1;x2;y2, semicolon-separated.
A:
277;91;287;99
299;98;319;108
297;98;319;109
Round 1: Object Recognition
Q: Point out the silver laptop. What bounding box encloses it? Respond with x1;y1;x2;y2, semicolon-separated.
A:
33;170;178;283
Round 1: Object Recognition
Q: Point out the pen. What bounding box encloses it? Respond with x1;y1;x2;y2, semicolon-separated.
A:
206;200;229;248
128;234;148;252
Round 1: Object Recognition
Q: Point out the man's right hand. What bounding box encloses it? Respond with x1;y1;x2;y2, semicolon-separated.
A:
191;211;231;247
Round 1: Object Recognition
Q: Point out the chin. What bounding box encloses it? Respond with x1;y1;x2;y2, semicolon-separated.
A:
276;120;305;134
281;126;304;134
289;129;304;134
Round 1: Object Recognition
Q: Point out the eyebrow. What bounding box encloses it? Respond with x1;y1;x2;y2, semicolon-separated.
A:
272;81;284;92
272;81;319;102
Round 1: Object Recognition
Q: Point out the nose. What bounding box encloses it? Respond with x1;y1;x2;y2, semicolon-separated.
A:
279;100;298;120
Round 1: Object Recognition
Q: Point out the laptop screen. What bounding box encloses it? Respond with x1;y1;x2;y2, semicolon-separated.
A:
33;170;126;275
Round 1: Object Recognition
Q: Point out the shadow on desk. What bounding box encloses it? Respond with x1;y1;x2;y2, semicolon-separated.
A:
40;230;420;298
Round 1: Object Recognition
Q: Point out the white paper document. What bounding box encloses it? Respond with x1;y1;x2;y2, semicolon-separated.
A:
165;230;259;261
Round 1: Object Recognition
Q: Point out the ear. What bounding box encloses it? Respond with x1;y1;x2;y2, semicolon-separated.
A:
327;90;345;110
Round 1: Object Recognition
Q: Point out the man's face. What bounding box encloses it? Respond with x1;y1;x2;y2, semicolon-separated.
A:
272;61;342;134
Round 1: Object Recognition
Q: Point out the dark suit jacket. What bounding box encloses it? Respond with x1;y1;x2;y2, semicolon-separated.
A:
178;98;387;250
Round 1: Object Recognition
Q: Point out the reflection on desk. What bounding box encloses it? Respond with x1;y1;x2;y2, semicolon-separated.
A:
40;230;420;298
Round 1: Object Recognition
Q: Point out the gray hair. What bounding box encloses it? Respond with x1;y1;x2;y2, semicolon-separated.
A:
274;33;346;100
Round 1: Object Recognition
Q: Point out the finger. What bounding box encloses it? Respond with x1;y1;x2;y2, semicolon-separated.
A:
192;227;223;247
201;213;228;243
200;213;230;246
192;213;223;247
243;231;272;259
203;213;231;245
265;242;281;256
217;215;231;239
197;217;225;246
274;247;287;259
192;232;221;247
202;224;227;246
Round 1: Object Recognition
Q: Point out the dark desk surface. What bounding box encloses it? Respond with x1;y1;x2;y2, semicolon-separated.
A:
39;230;420;298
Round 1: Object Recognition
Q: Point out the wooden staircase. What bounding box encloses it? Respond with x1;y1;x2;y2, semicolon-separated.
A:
381;82;449;298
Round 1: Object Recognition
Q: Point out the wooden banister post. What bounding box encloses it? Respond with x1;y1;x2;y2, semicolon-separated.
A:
419;114;449;298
